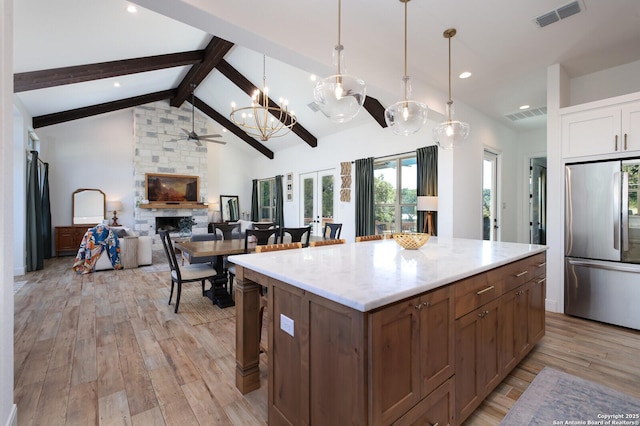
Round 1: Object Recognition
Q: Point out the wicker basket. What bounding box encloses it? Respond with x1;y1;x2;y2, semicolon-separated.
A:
392;233;430;250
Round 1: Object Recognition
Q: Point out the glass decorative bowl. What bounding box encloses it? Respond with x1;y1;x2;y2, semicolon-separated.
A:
392;233;430;250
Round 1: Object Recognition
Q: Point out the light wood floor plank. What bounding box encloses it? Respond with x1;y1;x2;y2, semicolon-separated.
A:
14;257;640;426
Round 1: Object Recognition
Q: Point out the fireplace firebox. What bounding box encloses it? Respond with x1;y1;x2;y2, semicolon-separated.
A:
155;216;188;234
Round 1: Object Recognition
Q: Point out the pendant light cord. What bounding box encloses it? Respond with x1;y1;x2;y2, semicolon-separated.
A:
447;35;452;104
337;0;342;74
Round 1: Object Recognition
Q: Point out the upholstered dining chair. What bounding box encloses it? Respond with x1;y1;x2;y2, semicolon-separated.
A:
309;238;346;247
323;223;343;239
227;227;280;298
280;226;312;247
182;233;218;267
158;230;218;313
355;234;384;242
213;222;241;240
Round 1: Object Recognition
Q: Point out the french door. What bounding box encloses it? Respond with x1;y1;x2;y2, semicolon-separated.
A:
300;169;335;237
483;150;500;241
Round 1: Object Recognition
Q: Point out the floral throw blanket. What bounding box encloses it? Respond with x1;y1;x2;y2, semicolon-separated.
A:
72;225;122;274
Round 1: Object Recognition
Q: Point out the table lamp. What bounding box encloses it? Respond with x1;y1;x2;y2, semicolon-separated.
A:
106;200;123;226
417;196;438;235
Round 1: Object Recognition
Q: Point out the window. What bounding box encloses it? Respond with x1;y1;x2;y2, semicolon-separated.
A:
374;156;417;234
259;178;276;221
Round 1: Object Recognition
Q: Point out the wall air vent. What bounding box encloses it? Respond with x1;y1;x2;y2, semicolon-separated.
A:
534;0;584;28
505;106;547;122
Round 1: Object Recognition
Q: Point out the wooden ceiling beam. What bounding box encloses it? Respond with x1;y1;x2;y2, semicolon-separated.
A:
216;59;318;148
363;96;388;128
171;37;234;107
33;90;175;129
193;96;274;159
14;51;204;93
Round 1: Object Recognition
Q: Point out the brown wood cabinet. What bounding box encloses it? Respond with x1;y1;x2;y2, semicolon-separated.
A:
55;225;90;256
238;250;546;426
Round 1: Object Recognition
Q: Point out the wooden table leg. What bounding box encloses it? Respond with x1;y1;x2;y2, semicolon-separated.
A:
235;266;261;394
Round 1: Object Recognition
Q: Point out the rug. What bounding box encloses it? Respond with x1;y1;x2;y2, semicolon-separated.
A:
500;367;640;425
174;285;235;326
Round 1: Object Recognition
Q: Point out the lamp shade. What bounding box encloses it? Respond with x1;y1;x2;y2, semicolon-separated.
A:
417;196;438;211
106;201;123;213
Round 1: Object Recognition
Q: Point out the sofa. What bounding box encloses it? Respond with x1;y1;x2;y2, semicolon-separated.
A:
94;226;152;270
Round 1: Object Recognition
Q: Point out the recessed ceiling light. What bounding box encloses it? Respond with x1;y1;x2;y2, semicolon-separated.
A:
126;5;137;13
519;104;530;110
222;128;227;133
459;71;471;79
310;74;317;82
113;82;120;88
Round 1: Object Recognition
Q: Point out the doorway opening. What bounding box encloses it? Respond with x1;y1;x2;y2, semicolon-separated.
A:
300;169;335;237
483;150;500;241
529;157;547;244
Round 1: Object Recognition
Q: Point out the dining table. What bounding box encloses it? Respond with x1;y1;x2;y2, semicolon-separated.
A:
174;238;258;308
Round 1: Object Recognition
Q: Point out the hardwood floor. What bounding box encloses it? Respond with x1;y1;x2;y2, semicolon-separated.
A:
14;256;640;425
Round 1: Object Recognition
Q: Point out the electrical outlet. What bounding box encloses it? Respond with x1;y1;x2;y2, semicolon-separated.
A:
280;314;294;337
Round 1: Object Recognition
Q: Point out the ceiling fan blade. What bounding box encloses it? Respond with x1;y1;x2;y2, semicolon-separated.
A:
199;134;222;139
203;139;227;145
180;128;191;136
194;139;203;147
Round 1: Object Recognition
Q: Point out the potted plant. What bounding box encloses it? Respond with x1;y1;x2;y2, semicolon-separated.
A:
178;216;197;237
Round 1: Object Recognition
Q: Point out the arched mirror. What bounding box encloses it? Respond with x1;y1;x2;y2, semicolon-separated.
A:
72;188;106;225
220;195;240;222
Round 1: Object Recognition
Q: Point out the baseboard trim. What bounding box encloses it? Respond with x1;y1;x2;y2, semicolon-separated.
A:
4;403;17;426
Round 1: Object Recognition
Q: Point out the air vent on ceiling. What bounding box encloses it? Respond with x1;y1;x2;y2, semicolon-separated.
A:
307;102;321;112
505;106;547;122
534;0;584;28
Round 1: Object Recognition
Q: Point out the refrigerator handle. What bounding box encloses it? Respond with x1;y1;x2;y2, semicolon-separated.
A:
622;171;629;251
613;172;620;251
565;166;573;254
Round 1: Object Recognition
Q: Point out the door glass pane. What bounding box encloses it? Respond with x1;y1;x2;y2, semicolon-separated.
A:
400;158;417;204
483;158;494;240
374;161;397;204
375;206;396;233
303;177;314;227
321;175;334;223
401;205;417;232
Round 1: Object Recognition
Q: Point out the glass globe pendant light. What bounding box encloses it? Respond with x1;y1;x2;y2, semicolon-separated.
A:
384;0;428;135
313;0;366;123
433;28;470;149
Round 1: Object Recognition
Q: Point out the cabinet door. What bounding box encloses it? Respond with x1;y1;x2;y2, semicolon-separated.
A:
562;106;621;158
621;102;640;152
455;299;500;424
420;286;454;397
370;296;422;425
528;276;546;345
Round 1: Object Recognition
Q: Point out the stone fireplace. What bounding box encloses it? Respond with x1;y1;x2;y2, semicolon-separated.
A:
155;216;189;234
132;100;212;250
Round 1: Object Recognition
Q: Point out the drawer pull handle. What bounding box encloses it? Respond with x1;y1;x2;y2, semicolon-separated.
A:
476;285;495;295
515;270;529;278
537;277;546;284
537;262;546;268
624;133;628;150
615;134;619;151
415;304;422;310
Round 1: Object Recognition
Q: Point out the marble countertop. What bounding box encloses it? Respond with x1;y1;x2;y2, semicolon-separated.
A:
228;237;547;312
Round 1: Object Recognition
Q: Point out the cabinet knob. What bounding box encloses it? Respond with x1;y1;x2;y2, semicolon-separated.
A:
423;301;430;308
415;304;422;310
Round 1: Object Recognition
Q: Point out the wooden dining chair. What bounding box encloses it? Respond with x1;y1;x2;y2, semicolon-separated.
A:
158;230;218;313
309;238;346;247
253;222;277;230
213;222;241;240
228;227;281;298
280;226;312;247
323;223;343;239
355;234;384;242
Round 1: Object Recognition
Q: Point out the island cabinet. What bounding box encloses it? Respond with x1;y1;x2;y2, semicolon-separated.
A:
234;242;547;426
369;286;454;426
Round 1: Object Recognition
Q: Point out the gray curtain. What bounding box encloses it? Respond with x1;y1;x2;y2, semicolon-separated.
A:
251;179;259;221
41;162;52;259
355;157;375;237
417;146;438;235
275;175;284;228
26;151;45;271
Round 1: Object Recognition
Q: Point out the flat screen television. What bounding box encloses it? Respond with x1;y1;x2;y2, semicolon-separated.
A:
145;173;199;203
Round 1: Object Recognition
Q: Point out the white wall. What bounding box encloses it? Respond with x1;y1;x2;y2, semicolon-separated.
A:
569;59;640;107
1;0;17;423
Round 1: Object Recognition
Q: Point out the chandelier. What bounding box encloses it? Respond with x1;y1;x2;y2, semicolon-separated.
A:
313;0;366;123
230;55;296;141
384;0;428;135
433;28;470;149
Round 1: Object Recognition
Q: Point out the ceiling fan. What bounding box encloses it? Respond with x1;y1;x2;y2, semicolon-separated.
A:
176;89;226;146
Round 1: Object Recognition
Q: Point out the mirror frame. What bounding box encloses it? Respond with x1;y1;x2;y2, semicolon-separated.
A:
72;188;106;225
220;195;240;222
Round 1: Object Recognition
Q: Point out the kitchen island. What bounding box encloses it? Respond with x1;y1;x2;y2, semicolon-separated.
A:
229;237;547;425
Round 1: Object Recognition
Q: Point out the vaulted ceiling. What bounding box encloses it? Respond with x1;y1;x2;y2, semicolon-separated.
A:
14;0;640;158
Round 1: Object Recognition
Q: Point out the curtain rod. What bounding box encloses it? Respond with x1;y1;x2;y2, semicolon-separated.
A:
30;150;47;166
351;150;416;163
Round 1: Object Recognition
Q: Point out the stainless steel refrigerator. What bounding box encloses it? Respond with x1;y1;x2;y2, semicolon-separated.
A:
565;159;640;330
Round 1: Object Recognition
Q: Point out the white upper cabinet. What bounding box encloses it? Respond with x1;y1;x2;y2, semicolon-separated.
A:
561;94;640;160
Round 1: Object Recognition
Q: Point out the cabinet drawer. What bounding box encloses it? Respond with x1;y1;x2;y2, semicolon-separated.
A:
392;378;454;426
454;273;501;319
528;252;547;279
491;257;532;294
